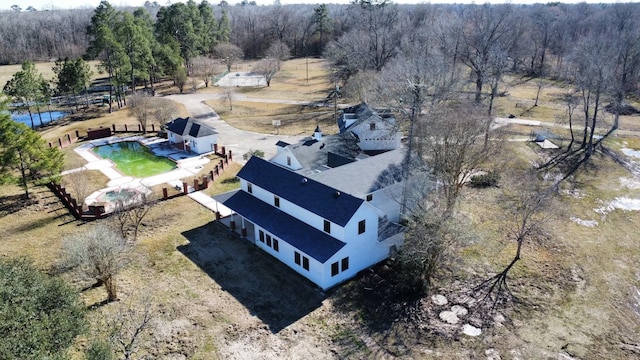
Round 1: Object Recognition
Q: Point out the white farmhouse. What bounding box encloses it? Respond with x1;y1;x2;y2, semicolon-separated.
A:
166;117;218;154
219;145;406;290
337;103;402;152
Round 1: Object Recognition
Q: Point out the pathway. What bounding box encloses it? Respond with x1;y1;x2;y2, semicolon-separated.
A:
165;93;307;162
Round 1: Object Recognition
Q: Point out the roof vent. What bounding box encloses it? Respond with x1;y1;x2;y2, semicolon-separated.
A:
301;178;308;184
334;191;341;198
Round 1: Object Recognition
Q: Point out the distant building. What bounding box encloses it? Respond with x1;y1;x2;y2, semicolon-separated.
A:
166;117;218;154
337;103;402;152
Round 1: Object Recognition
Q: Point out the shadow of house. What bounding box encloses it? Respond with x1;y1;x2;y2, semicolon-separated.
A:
177;221;325;333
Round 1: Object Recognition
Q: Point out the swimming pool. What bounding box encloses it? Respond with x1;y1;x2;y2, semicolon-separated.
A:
93;141;176;178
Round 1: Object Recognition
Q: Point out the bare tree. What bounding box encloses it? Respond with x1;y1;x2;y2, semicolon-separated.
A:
256;57;279;87
111;194;152;242
265;39;291;71
191;56;222;88
107;294;156;360
213;42;244;72
474;170;555;309
150;98;178;131
224;85;234;110
65;164;91;208
420;102;500;217
129;93;153;134
61;224;128;302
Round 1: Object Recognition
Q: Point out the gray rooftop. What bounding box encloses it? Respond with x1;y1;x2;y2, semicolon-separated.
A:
307;148;406;198
287;132;360;173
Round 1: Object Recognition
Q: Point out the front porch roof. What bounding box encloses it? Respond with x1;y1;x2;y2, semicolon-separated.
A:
223;191;346;263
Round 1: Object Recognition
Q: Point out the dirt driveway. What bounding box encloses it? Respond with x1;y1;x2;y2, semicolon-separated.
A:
165;93;306;162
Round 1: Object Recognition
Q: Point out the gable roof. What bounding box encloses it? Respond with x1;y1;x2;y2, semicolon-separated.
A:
223;191;346;263
237;156;363;226
337;103;396;133
285;132;359;173
167;117;218;138
166;117;189;135
309;148;405;198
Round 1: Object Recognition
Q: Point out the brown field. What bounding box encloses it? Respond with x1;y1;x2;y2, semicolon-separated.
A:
0;60;103;89
0;59;639;358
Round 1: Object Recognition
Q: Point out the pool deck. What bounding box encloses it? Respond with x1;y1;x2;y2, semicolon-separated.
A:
66;135;222;212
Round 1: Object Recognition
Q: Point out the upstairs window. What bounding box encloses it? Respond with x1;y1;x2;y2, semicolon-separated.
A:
358;220;366;234
323;220;331;233
370;123;376;130
247;183;253;194
287;156;291;166
294;251;301;265
366;194;373;201
274;196;280;208
302;257;309;271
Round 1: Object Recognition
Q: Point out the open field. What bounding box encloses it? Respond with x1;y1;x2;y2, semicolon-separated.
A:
1;58;640;358
0;60;103;89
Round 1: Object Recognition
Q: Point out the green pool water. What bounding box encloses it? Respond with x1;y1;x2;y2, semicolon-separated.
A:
94;141;176;178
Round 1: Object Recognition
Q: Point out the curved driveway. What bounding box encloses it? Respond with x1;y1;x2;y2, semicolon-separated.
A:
166;93;306;163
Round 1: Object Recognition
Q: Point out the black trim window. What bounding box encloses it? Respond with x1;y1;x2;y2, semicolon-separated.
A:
259;230;265;242
341;257;349;271
331;262;339;276
358;220;366;234
323;220;330;233
287;156;291;166
273;239;279;252
366;194;373;201
370;123;376;130
331;257;350;277
295;251;309;271
274;196;280;207
266;234;272;247
247;183;252;193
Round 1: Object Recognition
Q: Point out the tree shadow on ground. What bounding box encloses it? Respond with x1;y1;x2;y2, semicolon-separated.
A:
178;221;325;333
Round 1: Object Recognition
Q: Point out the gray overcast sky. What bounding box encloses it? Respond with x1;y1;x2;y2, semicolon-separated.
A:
0;0;627;11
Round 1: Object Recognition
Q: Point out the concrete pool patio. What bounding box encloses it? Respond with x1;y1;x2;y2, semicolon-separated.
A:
63;135;232;214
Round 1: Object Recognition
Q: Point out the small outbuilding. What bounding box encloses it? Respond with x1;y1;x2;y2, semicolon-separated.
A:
166;117;218;154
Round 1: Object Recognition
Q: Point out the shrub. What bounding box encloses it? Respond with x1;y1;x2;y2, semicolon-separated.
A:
470;171;500;188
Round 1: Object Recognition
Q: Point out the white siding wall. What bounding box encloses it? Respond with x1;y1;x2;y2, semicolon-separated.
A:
191;134;218;154
368;182;403;223
252;224;325;287
351;121;401;151
168;132;183;145
270;149;302;170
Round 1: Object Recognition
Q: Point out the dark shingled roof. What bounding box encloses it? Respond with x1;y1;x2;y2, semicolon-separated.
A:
166;117;218;138
237;156;364;227
166;117;189;135
189;123;201;137
223;191;346;263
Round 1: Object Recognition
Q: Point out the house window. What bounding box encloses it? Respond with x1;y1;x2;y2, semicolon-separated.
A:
366;194;373;201
274;196;280;208
302;257;309;271
273;239;279;252
247;183;252;194
259;230;264;242
358;220;366;234
287;156;291;166
341;257;349;271
295;251;301;265
370;123;376;130
324;220;331;233
331;262;339;276
266;234;272;247
295;251;309;271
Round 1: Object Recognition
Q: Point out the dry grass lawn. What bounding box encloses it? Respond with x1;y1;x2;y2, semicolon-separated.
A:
1;59;640;359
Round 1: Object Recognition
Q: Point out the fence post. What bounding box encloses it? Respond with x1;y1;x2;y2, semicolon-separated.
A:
183;182;188;195
58;138;62;147
194;179;199;191
228;150;232;161
75;130;80;138
112;124;116;132
214;143;218;153
124;124;128;132
66;134;71;143
138;124;141;132
163;188;168;199
221;146;226;155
